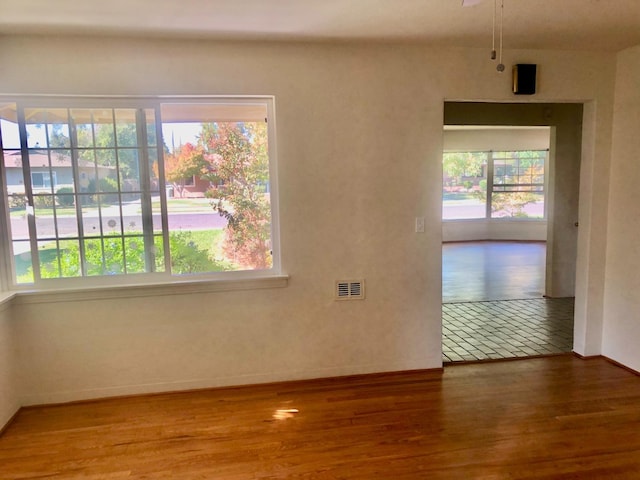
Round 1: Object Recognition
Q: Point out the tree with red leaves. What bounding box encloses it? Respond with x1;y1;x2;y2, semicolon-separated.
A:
163;143;209;198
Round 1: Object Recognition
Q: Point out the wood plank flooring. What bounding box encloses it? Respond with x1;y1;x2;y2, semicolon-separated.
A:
1;356;640;479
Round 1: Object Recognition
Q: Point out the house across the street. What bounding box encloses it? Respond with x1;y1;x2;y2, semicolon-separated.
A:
4;150;117;194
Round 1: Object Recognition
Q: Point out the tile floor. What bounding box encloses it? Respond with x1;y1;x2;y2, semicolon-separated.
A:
442;241;575;364
442;297;575;363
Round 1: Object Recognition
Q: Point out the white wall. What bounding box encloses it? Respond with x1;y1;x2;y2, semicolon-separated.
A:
443;220;547;242
602;44;640;372
0;300;19;429
0;36;617;405
443;127;551;152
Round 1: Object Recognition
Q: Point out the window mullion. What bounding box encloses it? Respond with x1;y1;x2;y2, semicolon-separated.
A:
0;127;11;290
89;111;107;274
486;150;495;219
135;109;156;273
45;148;63;277
16;105;42;282
68;111;88;277
111;110;128;274
154;105;171;274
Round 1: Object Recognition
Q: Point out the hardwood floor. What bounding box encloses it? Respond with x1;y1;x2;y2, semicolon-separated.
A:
2;356;640;479
443;241;546;302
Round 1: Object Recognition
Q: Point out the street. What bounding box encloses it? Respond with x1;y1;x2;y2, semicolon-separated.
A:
9;212;228;241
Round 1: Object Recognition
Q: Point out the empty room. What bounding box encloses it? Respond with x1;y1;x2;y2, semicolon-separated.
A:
1;1;640;478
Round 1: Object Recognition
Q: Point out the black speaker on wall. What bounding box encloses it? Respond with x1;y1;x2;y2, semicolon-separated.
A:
513;64;537;95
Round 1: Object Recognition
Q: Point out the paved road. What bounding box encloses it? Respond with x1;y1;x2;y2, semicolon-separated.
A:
10;212;228;240
443;202;544;220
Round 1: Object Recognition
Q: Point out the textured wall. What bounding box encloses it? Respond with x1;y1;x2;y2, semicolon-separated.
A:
0;36;616;404
602;44;640;372
0;302;19;429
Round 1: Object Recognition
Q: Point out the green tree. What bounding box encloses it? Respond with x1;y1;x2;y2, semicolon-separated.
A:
48;123;70;148
39;120;138;194
91;123;139;181
443;152;485;187
47;119;141;180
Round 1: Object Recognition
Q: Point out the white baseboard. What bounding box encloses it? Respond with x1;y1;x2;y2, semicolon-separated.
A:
21;357;443;407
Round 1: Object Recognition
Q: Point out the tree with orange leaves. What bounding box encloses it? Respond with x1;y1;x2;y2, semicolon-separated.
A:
163;143;210;198
197;121;272;270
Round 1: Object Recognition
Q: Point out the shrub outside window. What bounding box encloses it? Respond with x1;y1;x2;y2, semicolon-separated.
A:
0;97;279;288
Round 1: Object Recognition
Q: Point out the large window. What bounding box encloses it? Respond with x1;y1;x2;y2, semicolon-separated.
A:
0;97;279;288
442;150;547;220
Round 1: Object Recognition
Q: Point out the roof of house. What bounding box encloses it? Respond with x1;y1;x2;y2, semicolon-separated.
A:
3;150;115;171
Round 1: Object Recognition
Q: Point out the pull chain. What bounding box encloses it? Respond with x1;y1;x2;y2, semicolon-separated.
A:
496;0;505;72
491;0;497;60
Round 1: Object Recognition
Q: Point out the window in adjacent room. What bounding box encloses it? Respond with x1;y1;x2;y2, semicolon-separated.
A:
442;149;547;220
442;151;488;220
0;97;279;288
491;150;545;218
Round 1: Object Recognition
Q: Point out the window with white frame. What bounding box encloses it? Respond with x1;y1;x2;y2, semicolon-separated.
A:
31;171;57;189
442;150;547;220
0;97;278;288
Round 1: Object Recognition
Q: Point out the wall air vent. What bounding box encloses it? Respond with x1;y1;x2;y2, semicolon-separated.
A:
335;280;365;300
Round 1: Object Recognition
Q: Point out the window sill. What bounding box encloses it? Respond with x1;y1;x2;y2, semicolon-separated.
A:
443;218;546;222
9;275;289;305
0;292;16;312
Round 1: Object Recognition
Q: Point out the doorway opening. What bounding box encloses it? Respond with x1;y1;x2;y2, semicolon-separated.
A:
441;102;582;364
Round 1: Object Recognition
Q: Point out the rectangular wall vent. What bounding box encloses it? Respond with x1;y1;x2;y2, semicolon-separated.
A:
335;280;365;300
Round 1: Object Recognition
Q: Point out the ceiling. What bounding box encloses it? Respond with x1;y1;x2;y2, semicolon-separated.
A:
0;0;639;52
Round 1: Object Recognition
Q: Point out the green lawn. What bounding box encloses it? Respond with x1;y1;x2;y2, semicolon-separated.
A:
152;197;214;212
10;204;106;218
10;206;81;218
188;229;226;259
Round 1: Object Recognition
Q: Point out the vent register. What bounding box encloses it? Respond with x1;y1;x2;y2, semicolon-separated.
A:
335;280;365;300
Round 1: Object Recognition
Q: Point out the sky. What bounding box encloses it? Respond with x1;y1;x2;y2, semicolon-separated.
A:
161;123;202;152
2;119;202;154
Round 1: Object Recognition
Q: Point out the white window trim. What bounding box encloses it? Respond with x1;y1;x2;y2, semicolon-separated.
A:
0;94;284;293
0;275;289;307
